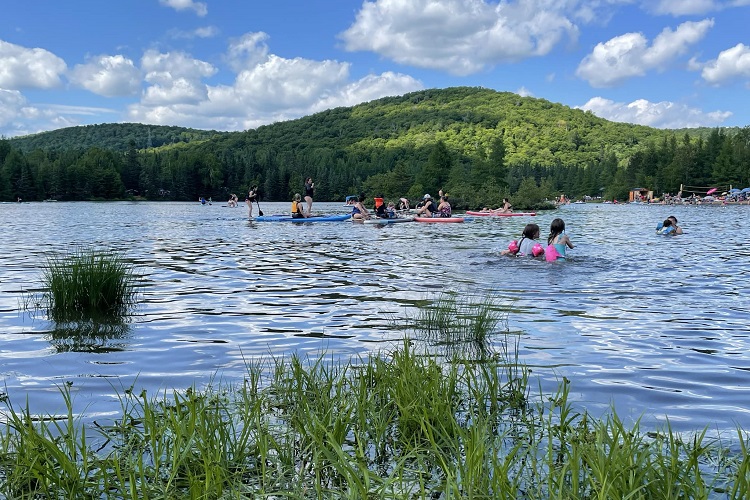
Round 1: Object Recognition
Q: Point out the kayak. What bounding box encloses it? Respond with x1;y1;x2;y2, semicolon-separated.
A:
465;211;536;217
363;217;414;224
414;217;465;223
255;214;352;222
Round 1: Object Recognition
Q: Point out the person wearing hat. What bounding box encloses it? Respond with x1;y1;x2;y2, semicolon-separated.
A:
416;193;438;217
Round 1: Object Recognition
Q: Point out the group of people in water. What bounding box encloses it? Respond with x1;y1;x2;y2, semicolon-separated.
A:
501;218;575;261
501;213;682;262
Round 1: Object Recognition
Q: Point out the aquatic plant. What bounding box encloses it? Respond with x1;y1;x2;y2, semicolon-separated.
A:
1;294;749;498
40;248;138;322
400;291;510;355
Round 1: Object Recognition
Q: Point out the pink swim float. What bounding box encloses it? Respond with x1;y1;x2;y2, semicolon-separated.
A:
507;240;519;254
531;243;544;257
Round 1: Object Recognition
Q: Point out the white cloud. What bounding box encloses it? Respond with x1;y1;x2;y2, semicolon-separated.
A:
159;0;207;17
312;72;424;112
139;50;216;105
0;89;27;128
141;49;217;85
225;32;271;73
698;43;750;84
578;96;732;128
576;19;714;87
340;0;579;76
648;0;718;15
516;86;534;97
69;55;141;97
0;40;66;90
127;36;423;131
0;89;115;137
169;25;219;39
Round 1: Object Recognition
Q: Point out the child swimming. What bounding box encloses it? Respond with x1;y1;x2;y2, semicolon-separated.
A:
502;223;544;257
546;218;575;261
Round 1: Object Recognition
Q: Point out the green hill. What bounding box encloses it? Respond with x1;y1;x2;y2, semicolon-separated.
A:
7;123;228;153
1;87;747;206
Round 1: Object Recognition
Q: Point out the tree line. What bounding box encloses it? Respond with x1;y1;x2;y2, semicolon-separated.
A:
1;88;748;209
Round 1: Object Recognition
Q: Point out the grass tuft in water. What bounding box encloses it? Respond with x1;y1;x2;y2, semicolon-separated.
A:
40;248;139;323
2;293;750;498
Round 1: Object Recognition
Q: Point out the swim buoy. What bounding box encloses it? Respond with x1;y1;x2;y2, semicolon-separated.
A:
532;243;544;257
507;240;519;254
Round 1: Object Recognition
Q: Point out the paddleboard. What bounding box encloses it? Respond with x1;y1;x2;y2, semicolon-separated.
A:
465;211;536;217
414;216;465;223
255;214;351;222
363;217;414;224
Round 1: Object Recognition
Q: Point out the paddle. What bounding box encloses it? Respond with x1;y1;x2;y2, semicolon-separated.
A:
256;200;264;216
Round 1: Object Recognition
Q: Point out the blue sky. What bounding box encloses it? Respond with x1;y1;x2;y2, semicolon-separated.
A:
2;0;749;138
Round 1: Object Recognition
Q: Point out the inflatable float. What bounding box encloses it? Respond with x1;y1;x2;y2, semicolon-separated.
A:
255;214;351;222
414;216;465;223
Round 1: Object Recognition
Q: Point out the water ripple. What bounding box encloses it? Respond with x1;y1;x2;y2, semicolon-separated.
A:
1;201;749;432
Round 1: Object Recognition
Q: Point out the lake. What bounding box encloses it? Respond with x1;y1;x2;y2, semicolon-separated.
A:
1;201;749;434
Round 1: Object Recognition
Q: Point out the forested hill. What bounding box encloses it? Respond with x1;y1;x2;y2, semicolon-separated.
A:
210;86;666;169
7;123;228;153
1;87;748;207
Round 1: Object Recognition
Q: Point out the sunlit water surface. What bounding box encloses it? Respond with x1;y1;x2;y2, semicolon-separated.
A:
1;201;749;433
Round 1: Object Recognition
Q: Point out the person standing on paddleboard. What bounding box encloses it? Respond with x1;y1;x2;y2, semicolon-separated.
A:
304;177;315;216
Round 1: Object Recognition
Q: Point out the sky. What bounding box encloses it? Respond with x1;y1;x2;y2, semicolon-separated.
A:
2;0;750;139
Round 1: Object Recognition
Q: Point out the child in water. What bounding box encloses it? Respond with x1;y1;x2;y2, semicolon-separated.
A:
502;223;543;257
546;218;574;260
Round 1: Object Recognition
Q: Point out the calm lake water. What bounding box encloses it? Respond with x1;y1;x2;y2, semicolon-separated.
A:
1;201;749;433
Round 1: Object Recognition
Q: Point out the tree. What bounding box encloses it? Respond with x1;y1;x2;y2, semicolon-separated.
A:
417;141;451;195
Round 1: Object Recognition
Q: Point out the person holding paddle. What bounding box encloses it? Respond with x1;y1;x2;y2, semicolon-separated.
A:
246;185;259;218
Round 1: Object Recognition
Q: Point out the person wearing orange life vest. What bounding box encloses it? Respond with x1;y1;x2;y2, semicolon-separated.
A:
291;193;306;218
374;194;387;218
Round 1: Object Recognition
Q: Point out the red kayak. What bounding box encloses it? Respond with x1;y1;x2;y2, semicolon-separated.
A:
465;211;536;217
414;216;465;223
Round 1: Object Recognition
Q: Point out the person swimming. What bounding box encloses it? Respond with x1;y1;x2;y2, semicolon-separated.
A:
546;218;575;261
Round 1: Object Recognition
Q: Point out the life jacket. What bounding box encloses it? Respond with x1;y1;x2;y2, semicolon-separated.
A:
374;197;384;209
291;200;303;216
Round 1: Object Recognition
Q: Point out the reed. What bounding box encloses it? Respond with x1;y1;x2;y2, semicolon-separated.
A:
40;248;138;322
1;295;748;498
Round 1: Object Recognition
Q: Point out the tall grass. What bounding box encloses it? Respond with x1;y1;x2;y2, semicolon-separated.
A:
40;248;138;323
1;294;749;498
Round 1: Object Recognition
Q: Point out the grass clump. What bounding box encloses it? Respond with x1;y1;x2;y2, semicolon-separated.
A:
2;293;749;498
41;248;138;323
0;344;749;498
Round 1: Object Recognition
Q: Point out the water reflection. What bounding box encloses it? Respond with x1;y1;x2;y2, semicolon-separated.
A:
45;321;131;353
0;201;749;433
